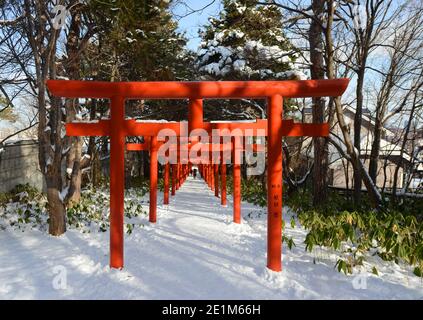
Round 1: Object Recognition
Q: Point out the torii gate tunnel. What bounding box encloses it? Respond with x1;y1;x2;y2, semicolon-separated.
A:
127;138;266;221
47;79;349;272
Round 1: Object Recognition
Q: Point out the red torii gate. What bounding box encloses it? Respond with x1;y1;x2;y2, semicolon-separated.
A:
46;79;349;272
199;141;266;223
126;138;192;221
127;139;264;224
127;118;328;226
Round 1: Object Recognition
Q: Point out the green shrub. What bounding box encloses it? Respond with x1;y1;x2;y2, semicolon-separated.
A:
129;177;150;195
235;180;423;277
0;184;42;207
0;193;10;207
1;184;147;233
10;184;41;200
227;175;267;207
289;191;423;276
66;186;147;233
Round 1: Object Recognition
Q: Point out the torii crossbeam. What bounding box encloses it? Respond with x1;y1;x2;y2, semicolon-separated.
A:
47;79;349;272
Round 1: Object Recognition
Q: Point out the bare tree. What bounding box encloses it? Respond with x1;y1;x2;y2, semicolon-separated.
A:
367;5;423;185
0;0;92;235
325;0;383;207
61;1;94;206
257;0;423;208
392;69;423;199
309;0;329;205
332;0;400;203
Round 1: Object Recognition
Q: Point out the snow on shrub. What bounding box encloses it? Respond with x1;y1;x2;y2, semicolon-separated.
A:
0;184;148;234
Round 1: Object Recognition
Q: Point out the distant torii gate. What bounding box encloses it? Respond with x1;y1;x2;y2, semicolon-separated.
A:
126;138;192;221
47;79;349;272
127;137;265;224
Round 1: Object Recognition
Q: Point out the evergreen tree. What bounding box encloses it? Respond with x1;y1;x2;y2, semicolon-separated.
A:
195;0;305;121
87;0;192;82
84;0;194;121
197;0;305;81
83;0;195;182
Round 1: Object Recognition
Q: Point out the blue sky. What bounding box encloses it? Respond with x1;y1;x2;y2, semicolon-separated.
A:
172;0;223;51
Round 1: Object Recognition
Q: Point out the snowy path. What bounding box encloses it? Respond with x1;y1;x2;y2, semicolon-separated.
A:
0;177;422;299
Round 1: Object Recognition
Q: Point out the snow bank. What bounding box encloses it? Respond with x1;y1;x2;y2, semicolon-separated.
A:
0;178;422;299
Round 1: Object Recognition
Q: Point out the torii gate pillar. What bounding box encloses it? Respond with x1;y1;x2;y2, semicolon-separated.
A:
149;136;158;223
267;95;283;271
110;96;125;269
221;163;227;206
164;163;170;205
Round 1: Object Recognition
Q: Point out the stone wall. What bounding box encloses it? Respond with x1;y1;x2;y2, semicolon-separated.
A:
0;140;45;193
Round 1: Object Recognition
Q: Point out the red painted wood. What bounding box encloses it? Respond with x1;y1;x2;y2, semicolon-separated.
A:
47;79;349;99
221;163;227;206
171;164;176;196
109;96;125;269
149;136;158;223
164;163;170;205
214;164;219;198
267;95;283;272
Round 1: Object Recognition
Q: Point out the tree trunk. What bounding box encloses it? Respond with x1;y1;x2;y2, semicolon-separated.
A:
38;85;67;235
392;93;419;201
332;97;383;208
64;6;83;206
66;134;83;206
143;150;150;178
46;178;66;236
353;66;366;204
87;100;100;186
369;117;382;183
310;0;328;206
324;1;382;209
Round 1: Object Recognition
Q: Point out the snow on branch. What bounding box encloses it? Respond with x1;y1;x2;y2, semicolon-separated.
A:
0;14;25;26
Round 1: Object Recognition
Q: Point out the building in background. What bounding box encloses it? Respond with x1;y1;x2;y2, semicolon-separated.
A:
304;106;422;192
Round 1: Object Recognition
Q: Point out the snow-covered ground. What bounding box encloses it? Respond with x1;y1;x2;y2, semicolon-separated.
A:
0;177;422;299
